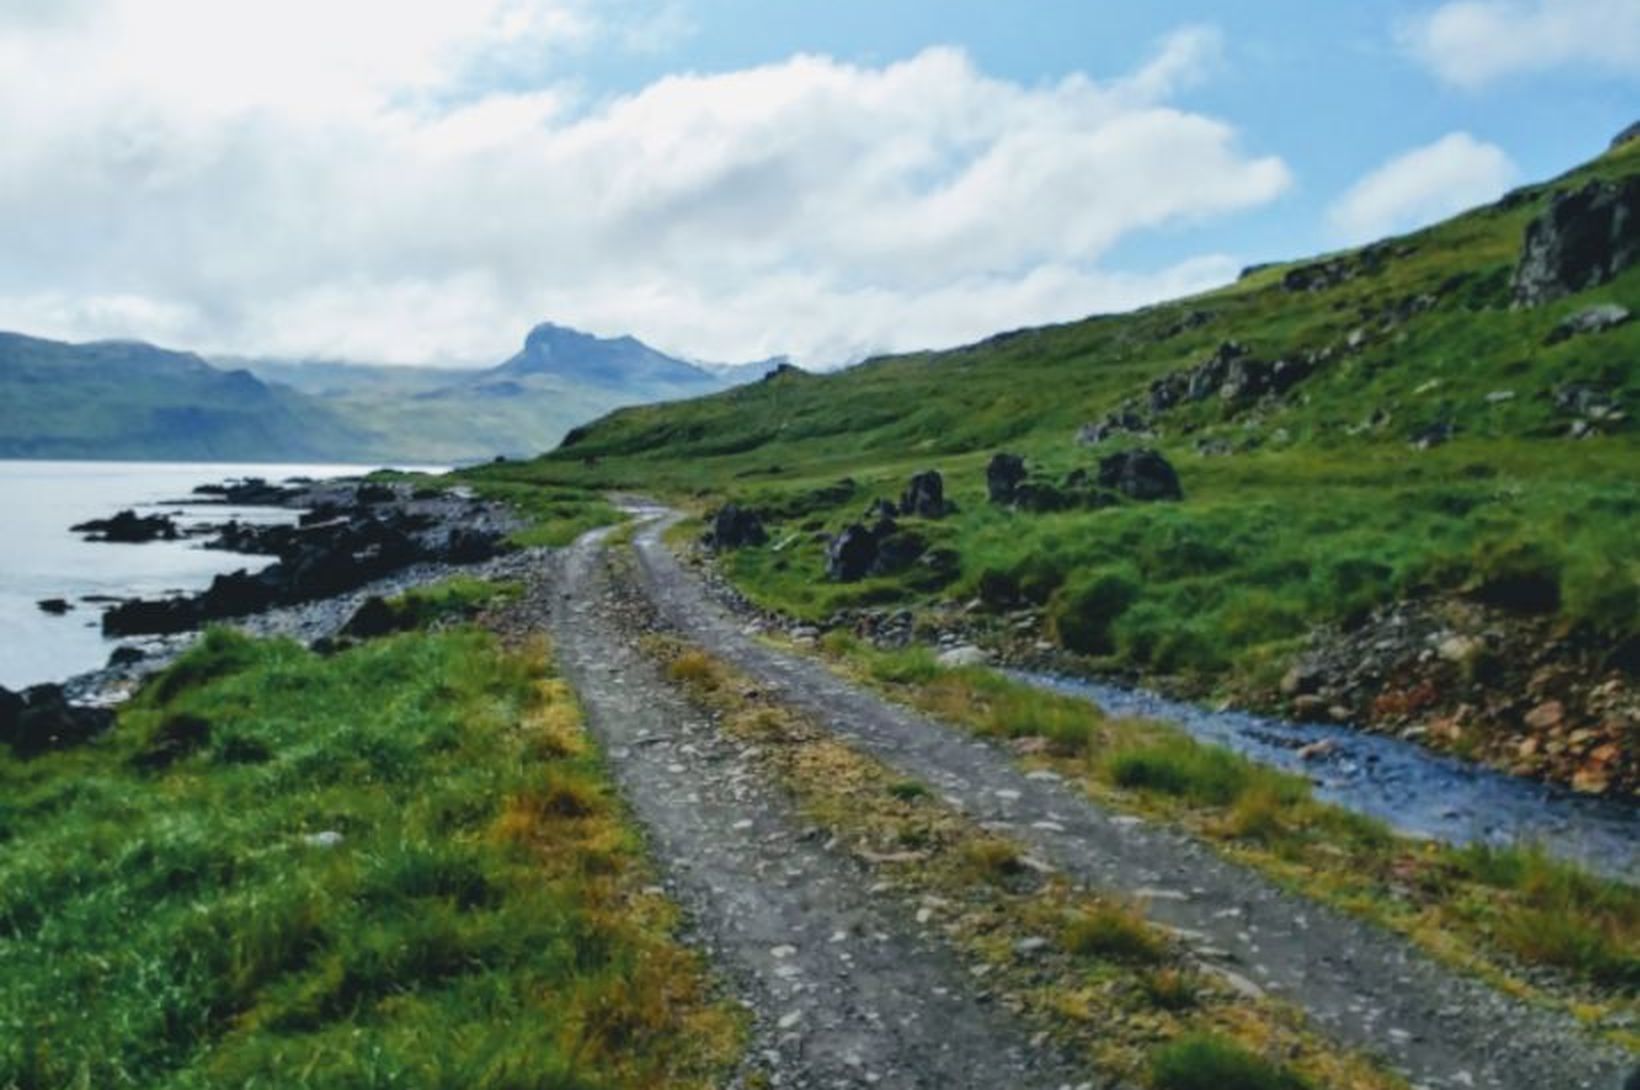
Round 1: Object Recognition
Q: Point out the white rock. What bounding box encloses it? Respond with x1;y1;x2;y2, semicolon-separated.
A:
936;645;988;668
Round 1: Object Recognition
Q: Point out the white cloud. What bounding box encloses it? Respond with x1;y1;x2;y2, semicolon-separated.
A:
1328;132;1517;243
1404;0;1640;88
0;7;1290;367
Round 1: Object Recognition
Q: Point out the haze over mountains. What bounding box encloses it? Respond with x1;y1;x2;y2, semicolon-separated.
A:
0;322;759;464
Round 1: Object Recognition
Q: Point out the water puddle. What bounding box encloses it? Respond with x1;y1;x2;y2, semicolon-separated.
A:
1012;671;1639;884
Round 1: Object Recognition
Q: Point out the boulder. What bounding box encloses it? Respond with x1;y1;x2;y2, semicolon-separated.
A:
0;686;20;745
1553;383;1623;420
0;684;114;758
986;453;1028;504
1511;178;1640;306
354;482;397;505
36;598;71;615
200;569;279;618
826;523;881;582
937;645;988;668
863;498;900;522
443;526;501;564
899;470;949;518
1011;481;1070;512
192;477;301;506
1410;422;1455;450
871;529;928;575
1096;449;1182;502
1148;374;1186;413
107;645;147;668
71;509;181;543
705;504;768;550
102;596;201;636
1545;302;1632;344
1076;411;1151;445
341;595;409;639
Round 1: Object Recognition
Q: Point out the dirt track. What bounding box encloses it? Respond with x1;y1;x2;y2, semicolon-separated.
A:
610;511;1632;1090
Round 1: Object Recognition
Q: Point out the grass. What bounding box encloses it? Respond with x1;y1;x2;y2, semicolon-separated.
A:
375;575;523;629
457;477;625;548
638;628;1400;1090
473;139;1640;694
811;637;1640;1018
1063;901;1168;965
1150;1036;1311;1090
0;627;739;1089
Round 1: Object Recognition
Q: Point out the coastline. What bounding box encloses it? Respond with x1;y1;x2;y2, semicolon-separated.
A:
40;474;525;709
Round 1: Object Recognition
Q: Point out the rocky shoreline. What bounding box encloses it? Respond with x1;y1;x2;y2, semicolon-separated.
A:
4;474;534;756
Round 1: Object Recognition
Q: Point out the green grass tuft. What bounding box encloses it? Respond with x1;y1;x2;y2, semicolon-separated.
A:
1149;1035;1310;1090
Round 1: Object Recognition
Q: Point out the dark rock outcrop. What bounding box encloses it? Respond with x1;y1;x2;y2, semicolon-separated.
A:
340;595;410;639
102;495;505;637
1411;422;1455;451
826;523;882;582
704;504;768;550
899;470;950;518
1076;411;1151;446
1096;449;1182;502
863;498;900;522
986;453;1028;504
71;509;180;543
1545;303;1632;344
0;684;114;758
191;477;303;506
1511;178;1640;306
36;598;71;615
823;511;929;583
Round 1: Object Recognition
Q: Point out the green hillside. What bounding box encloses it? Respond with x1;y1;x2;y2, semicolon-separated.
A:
0;324;740;464
473;138;1640;787
0;335;380;462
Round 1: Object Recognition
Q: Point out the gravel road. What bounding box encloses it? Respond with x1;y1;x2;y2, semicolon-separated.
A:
620;510;1635;1090
510;527;1094;1090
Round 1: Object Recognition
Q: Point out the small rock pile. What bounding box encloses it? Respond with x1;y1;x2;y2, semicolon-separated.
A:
1271;597;1636;797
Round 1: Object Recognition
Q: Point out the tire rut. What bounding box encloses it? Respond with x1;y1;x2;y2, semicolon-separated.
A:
532;528;1092;1090
626;512;1634;1090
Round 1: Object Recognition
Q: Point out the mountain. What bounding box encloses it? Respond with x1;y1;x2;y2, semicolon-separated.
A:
490;323;725;396
477;130;1640;797
0;323;747;464
215;357;474;399
236;325;737;463
0;333;376;461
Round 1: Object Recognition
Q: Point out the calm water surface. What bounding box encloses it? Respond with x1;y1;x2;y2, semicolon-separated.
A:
0;460;381;688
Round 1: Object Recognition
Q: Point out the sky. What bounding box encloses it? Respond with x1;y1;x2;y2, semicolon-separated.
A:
0;0;1636;369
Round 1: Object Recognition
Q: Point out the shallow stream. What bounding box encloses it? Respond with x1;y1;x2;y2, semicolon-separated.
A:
1014;671;1639;884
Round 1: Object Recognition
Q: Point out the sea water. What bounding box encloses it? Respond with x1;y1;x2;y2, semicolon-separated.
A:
0;460;378;688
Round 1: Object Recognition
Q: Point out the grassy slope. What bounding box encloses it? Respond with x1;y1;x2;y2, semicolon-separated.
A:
0;626;737;1089
476;141;1640;690
0;335;382;462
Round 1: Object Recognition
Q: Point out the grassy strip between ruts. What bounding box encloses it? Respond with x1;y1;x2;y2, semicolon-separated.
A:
0;626;740;1090
809;634;1640;1034
460;478;626;548
638;629;1408;1090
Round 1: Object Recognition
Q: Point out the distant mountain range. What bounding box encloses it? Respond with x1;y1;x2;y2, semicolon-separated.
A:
0;322;763;463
